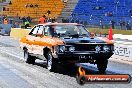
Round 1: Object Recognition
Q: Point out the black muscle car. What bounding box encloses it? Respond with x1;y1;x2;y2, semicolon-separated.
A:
20;23;114;72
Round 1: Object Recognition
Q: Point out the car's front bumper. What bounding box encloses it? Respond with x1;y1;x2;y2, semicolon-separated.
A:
57;51;113;62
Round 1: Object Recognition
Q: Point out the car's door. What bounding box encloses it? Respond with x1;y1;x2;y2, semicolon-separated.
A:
31;25;44;55
25;25;39;53
26;25;44;54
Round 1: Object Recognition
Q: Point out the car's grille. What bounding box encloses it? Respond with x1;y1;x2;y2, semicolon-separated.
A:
65;44;112;51
76;44;102;51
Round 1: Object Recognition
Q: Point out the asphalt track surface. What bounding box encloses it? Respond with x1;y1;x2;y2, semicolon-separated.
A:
0;36;131;88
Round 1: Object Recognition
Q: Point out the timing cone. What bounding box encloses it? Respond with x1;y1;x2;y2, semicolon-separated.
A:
108;27;113;40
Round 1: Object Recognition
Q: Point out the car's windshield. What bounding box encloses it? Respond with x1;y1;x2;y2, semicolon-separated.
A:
53;25;90;37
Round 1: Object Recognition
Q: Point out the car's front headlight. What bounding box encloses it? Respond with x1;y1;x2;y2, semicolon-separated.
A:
103;45;110;52
69;46;75;52
59;45;65;52
95;45;101;53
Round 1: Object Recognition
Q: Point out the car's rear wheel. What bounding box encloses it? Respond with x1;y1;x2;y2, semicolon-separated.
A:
46;51;57;72
97;59;108;73
24;50;35;64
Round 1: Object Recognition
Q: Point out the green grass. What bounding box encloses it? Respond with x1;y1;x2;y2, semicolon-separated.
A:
88;28;132;35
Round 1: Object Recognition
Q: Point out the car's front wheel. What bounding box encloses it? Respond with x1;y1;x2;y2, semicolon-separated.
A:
97;59;108;73
24;50;36;64
46;51;57;71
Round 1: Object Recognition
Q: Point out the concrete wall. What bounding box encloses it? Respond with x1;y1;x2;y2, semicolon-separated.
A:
10;28;30;39
113;44;132;61
113;34;132;61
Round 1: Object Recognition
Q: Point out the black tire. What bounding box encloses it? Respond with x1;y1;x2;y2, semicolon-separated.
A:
24;50;35;64
97;59;108;73
46;51;57;72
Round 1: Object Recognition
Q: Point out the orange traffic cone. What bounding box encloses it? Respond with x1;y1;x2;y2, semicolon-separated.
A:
108;27;113;40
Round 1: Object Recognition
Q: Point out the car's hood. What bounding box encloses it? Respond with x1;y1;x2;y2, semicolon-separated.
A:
20;35;113;47
61;37;113;44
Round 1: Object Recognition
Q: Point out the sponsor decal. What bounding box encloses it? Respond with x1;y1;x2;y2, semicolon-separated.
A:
76;67;131;85
114;46;131;57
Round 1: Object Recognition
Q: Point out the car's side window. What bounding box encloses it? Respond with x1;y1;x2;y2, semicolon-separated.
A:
29;26;39;35
32;26;39;35
37;25;44;35
44;26;51;36
29;25;44;36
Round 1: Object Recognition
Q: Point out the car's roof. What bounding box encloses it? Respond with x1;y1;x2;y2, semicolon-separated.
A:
37;22;82;26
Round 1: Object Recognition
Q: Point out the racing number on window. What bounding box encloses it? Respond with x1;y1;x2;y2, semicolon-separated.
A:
37;26;44;35
29;25;44;36
30;26;39;35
